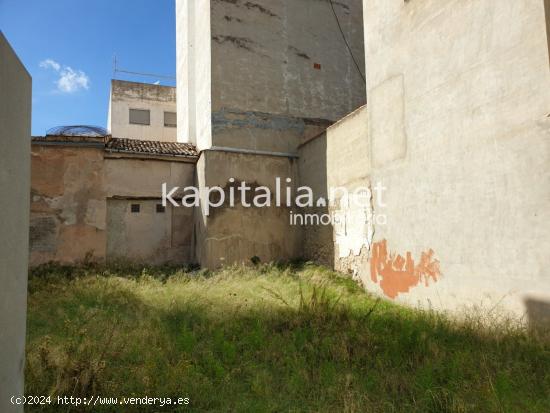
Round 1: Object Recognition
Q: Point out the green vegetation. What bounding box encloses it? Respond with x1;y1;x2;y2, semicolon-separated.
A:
26;263;550;412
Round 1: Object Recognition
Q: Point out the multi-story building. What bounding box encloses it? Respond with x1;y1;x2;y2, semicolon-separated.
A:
107;79;177;142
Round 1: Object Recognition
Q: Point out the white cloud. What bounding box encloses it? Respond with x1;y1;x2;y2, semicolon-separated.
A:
57;67;90;93
39;58;90;93
39;58;61;71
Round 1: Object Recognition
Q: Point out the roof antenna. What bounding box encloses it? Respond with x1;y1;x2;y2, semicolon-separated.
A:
112;54;117;79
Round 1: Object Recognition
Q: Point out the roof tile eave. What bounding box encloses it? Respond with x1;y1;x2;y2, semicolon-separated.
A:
105;137;198;158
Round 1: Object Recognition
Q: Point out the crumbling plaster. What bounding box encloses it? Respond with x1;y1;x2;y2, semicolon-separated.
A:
30;143;196;266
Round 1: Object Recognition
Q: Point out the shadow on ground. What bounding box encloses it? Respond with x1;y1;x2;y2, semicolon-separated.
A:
25;264;550;413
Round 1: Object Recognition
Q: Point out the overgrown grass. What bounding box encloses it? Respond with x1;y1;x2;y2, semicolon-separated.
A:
26;263;550;412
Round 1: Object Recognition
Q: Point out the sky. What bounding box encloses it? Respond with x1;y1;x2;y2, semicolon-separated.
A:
0;0;176;136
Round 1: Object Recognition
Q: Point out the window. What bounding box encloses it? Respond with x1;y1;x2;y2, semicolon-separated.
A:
129;109;150;125
164;111;177;128
156;204;166;213
131;204;140;213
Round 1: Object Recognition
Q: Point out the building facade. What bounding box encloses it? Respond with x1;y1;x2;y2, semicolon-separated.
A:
30;135;197;266
175;0;367;267
108;80;177;142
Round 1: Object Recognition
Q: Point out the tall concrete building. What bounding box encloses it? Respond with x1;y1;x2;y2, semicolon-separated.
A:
0;32;31;413
176;0;365;152
175;0;366;267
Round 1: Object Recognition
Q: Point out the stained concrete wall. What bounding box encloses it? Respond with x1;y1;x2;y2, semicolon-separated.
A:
0;32;31;413
103;155;195;198
298;105;370;271
176;0;365;152
326;105;371;276
108;80;177;142
104;155;195;264
297;132;333;266
177;0;366;268
106;200;193;265
30;140;196;266
195;150;301;268
30;142;107;265
331;0;550;316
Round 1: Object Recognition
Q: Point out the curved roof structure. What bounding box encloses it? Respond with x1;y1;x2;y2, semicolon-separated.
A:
46;125;108;137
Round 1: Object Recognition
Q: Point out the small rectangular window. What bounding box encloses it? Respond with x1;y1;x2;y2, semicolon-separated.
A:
131;204;140;213
164;111;177;128
156;204;166;213
129;109;150;125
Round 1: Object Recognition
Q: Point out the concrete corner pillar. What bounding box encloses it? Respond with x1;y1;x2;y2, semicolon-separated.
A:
176;0;212;150
0;32;32;413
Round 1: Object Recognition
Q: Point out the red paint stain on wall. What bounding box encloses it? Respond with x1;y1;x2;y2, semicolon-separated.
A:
370;240;441;299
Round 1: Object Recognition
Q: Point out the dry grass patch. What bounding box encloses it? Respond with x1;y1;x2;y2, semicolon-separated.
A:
26;263;550;412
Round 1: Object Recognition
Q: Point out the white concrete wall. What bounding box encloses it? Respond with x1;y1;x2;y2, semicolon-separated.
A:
108;80;177;142
353;0;550;317
176;0;212;149
176;0;191;144
0;32;31;413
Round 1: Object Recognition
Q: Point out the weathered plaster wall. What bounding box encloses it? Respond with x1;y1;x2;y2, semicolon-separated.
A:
0;32;31;413
30;142;196;266
176;0;365;152
103;155;195;197
106;200;193;265
30;144;107;265
352;0;550;316
108;80;177;142
195;150;301;268
104;156;195;264
325;105;372;275
298;105;371;272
